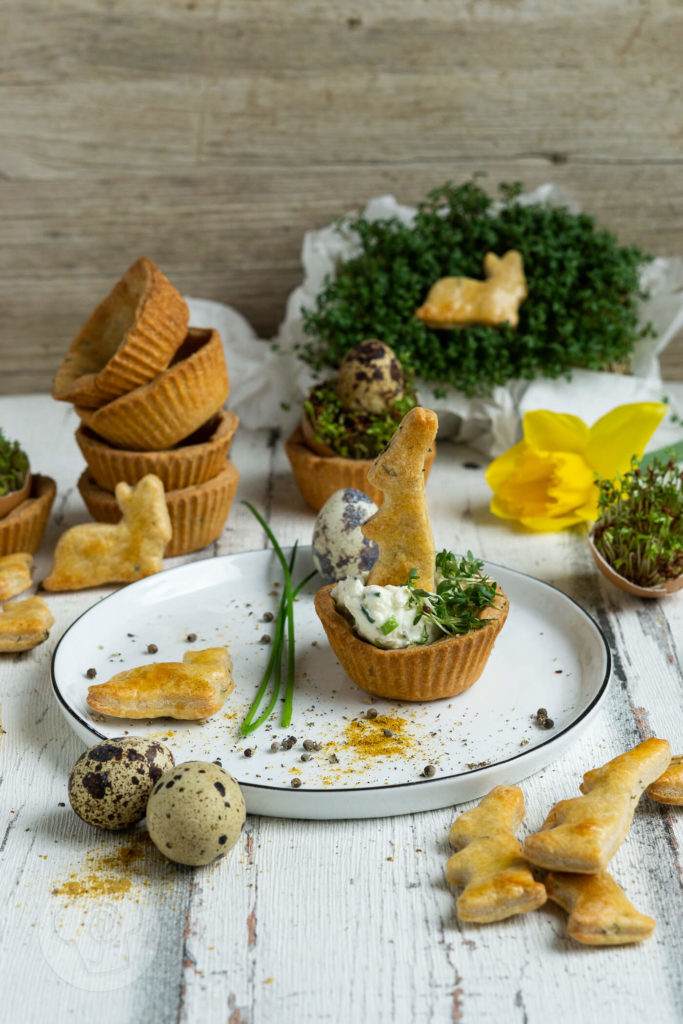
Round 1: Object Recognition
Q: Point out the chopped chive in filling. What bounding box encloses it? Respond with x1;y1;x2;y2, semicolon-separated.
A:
380;616;399;636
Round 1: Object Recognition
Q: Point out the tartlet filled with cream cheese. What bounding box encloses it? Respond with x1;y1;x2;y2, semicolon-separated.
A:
314;406;508;701
315;559;508;702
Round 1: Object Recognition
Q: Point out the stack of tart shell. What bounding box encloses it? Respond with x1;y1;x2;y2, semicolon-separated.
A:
52;257;239;556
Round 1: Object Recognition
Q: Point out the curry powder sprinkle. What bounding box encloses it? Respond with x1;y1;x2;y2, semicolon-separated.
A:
342;715;412;757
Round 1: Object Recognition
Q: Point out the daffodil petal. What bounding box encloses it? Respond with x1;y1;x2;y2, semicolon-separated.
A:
585;402;667;478
488;448;594;524
545;452;595;516
523;410;590;454
489;495;586;531
486;402;666;534
518;511;590;532
490;494;522;520
493;450;558;518
575;493;600;522
485;440;530;491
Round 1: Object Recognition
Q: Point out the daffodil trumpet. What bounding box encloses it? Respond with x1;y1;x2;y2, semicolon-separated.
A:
486;403;667;532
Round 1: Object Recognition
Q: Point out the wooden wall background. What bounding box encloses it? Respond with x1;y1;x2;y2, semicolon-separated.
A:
2;0;682;395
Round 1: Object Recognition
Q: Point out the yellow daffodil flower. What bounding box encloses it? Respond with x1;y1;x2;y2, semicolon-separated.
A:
486;402;667;531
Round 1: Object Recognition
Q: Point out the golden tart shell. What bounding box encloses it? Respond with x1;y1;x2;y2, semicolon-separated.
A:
75;410;239;492
285;422;436;512
0;475;56;556
76;328;229;451
314;582;508;701
52;257;189;408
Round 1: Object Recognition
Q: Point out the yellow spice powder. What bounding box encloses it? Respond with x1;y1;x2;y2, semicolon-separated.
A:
52;835;154;901
53;876;132;899
342;715;412;757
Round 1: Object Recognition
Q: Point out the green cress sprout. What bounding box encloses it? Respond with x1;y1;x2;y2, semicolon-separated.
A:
303;378;416;459
404;550;498;641
592;456;683;588
0;429;30;497
301;178;651;398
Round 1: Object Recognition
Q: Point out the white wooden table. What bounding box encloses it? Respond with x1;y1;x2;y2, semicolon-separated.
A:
1;394;682;1024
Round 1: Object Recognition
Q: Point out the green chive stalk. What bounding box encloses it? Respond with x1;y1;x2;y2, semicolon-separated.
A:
241;503;316;734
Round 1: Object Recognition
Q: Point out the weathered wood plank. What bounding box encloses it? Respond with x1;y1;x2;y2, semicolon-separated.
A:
1;0;681;391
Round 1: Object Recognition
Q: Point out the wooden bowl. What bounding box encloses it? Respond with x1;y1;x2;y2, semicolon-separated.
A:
52;257;189;408
76;327;229;451
285;422;437;512
0;475;56;555
75;410;239;492
588;534;683;599
314;582;508;701
77;463;239;557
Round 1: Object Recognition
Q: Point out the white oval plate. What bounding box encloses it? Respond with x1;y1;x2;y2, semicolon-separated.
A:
51;549;610;819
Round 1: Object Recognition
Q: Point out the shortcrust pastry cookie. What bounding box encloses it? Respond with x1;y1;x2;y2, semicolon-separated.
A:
646;755;683;806
546;870;655;946
0;552;33;601
0;596;54;652
446;786;546;923
524;738;671;873
43;474;171;591
87;647;234;720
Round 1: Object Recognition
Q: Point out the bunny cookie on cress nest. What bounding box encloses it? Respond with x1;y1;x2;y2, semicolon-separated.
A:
415;250;528;329
43;474;172;591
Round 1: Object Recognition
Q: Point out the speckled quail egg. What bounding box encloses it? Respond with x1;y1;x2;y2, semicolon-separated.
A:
312;488;379;583
146;761;246;867
335;339;405;414
68;737;175;830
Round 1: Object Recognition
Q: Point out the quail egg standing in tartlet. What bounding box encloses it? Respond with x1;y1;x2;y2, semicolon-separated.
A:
335;339;405;414
312;487;379;583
